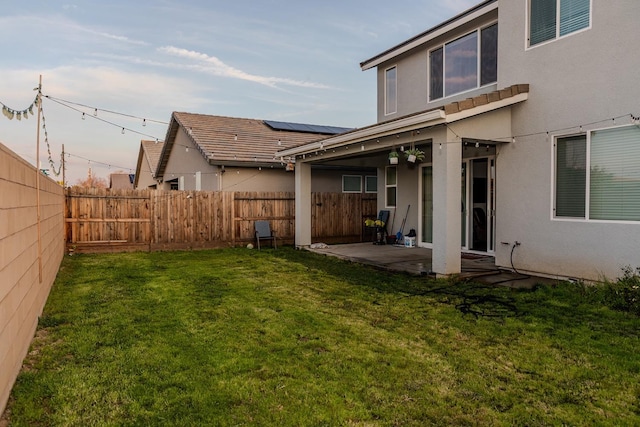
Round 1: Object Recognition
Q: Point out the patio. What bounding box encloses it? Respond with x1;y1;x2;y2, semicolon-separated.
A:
307;242;555;288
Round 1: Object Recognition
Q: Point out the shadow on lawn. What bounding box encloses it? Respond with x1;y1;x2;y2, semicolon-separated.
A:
272;249;524;320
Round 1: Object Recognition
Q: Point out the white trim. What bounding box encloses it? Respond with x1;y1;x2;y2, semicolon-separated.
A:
276;109;446;158
428;21;498;103
385;166;397;208
446;92;528;123
342;175;363;193
361;1;498;70
365;175;378;193
525;0;593;50
384;65;398;116
551;123;640;224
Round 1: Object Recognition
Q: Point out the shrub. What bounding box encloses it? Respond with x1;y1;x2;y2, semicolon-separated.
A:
584;266;640;316
611;266;640;315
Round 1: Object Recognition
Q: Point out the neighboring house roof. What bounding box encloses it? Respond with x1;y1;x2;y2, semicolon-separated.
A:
156;112;352;179
109;173;134;189
360;0;498;70
277;84;529;157
133;140;165;188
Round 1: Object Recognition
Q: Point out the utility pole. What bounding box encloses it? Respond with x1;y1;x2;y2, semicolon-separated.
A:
35;74;43;282
62;143;66;187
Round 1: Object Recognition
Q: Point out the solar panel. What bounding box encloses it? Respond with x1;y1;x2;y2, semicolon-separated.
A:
264;120;351;135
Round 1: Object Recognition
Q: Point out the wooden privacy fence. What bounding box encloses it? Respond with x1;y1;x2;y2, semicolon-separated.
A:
65;188;377;253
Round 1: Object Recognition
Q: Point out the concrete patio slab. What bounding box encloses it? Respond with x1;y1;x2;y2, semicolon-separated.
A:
306;242;558;289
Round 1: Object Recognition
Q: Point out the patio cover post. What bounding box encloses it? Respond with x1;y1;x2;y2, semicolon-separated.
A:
295;160;312;248
431;130;461;276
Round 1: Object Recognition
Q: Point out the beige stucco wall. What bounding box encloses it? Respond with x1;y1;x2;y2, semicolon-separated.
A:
160;129;219;191
376;7;498;122
161;127;374;193
492;1;640;280
0;142;65;415
369;1;640;281
136;153;158;189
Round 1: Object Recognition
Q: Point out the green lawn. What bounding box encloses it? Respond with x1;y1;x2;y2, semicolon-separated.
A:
4;248;639;426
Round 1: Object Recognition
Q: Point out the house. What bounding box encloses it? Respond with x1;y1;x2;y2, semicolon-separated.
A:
135;112;376;193
109;173;135;189
134;140;165;189
277;0;640;281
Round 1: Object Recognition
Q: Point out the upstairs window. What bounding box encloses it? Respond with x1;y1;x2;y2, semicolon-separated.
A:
429;24;497;102
529;0;591;47
385;66;397;115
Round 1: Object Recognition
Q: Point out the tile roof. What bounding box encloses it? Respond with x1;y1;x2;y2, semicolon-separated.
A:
171;112;344;164
141;139;164;172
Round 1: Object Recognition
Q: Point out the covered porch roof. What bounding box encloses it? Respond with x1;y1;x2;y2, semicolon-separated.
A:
276;84;529;162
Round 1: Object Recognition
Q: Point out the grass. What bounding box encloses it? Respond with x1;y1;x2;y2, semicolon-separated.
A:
4;247;640;426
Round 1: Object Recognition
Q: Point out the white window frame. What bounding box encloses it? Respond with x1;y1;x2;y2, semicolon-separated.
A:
342;175;362;193
526;0;592;49
365;175;378;194
195;171;201;191
384;66;397;115
385;166;397;208
428;21;498;102
552;124;640;223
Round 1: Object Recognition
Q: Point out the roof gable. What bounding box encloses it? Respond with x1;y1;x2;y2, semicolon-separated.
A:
156;112;351;179
360;0;497;70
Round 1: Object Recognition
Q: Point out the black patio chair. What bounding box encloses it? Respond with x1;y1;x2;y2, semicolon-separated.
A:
255;220;277;250
378;210;390;234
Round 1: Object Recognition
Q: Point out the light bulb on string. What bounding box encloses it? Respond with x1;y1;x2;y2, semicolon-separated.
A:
142;119;146;127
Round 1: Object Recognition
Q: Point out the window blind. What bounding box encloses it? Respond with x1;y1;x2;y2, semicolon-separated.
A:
556;135;586;217
590;126;640;221
559;0;590;36
530;0;557;45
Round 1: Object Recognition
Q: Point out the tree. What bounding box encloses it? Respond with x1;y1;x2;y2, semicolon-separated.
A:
75;168;108;188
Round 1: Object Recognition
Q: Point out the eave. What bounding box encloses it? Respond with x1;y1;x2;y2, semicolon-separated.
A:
360;0;498;71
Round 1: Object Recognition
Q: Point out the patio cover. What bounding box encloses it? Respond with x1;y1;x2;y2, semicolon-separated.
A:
277;84;529;276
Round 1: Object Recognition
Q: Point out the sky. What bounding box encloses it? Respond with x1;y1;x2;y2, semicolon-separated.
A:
0;0;478;184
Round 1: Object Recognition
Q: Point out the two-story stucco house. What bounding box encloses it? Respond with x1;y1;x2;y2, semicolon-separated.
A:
278;0;640;281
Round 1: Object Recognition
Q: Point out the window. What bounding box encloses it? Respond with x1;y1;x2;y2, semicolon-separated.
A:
429;24;497;101
386;166;397;207
365;176;378;193
385;66;397;115
529;0;590;47
342;175;362;193
555;125;640;221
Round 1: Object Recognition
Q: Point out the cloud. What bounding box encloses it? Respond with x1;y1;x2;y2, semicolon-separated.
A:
158;46;330;90
89;30;149;46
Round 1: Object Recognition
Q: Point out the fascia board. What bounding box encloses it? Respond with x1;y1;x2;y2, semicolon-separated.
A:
361;2;498;71
276;109;445;158
445;93;529;123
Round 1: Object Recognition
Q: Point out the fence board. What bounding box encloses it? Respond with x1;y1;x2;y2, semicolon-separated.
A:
65;188;376;253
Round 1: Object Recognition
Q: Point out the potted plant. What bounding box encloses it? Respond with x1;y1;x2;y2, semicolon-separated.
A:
389;150;399;164
404;148;425;163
